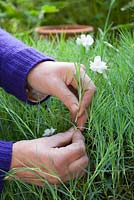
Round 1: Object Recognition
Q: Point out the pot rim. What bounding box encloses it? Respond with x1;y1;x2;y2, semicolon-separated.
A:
35;24;94;35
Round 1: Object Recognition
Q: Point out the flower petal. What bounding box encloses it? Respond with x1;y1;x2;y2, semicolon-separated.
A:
43;128;56;137
89;56;108;74
76;38;81;45
94;56;101;63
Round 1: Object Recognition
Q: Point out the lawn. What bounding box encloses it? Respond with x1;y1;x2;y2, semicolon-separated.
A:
0;30;134;199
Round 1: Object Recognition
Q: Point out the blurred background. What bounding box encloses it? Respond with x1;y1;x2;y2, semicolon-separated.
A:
0;0;134;34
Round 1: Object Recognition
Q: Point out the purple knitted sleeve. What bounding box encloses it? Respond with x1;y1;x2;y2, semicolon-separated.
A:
0;27;55;193
0;141;13;193
0;27;54;102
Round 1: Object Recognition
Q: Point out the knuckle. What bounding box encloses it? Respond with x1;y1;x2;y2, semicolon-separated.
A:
63;93;72;102
86;82;96;94
80;64;85;69
80;67;85;74
56;165;67;176
90;81;96;92
70;103;79;114
54;132;64;140
67;63;75;72
53;156;68;178
53;158;60;171
75;130;85;142
79;142;86;155
52;155;60;170
81;133;85;142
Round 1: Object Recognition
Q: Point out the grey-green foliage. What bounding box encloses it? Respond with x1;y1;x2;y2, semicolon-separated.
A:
0;29;134;199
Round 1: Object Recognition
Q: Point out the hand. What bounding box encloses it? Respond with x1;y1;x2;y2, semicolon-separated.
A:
27;61;96;130
10;128;88;185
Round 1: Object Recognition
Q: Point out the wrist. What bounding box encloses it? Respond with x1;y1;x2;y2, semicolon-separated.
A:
27;61;51;89
10;140;28;169
26;61;53;102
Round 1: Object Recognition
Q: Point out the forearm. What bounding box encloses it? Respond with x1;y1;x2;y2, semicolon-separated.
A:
0;27;54;102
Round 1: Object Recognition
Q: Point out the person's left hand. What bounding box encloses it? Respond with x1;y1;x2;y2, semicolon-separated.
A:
27;61;96;130
10;128;88;185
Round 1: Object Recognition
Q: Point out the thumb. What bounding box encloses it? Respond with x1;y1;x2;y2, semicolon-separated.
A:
46;128;75;147
53;81;79;119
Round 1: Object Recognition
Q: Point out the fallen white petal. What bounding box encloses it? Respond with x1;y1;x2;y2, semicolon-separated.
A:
43;128;56;137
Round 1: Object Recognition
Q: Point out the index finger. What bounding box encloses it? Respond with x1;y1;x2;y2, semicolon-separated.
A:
72;129;85;143
77;78;96;118
69;69;96;120
58;129;86;164
66;64;96;116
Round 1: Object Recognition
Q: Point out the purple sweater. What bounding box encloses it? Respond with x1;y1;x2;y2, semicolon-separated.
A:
0;28;54;193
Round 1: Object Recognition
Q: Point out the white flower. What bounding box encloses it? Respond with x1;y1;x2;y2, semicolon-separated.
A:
90;56;108;74
76;34;94;50
42;127;56;137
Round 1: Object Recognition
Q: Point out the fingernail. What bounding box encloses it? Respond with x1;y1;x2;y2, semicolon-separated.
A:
74;113;78;123
77;110;83;118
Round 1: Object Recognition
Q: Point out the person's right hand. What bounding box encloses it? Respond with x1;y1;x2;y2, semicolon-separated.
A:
27;61;96;130
10;128;88;185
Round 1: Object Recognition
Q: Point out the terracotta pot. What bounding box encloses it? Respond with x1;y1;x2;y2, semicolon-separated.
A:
35;24;94;38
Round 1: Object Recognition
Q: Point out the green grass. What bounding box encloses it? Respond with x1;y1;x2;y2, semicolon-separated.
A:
0;30;134;199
